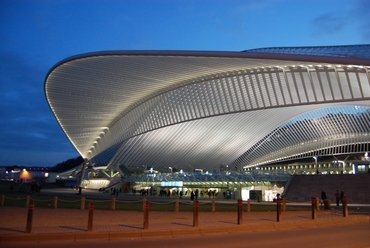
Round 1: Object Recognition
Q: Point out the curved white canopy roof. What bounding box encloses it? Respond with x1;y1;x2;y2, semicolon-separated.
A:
45;45;370;173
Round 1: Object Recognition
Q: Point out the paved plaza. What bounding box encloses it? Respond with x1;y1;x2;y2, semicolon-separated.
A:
0;206;366;233
1;190;369;244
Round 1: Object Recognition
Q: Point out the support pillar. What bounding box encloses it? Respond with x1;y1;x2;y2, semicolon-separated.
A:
87;202;94;231
26;201;34;233
237;199;243;225
143;200;149;229
276;198;282;222
311;197;317;219
78;158;88;188
342;195;348;217
193;200;199;227
175;198;179;212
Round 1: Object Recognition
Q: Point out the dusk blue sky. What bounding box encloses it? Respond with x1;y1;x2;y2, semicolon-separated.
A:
1;0;369;167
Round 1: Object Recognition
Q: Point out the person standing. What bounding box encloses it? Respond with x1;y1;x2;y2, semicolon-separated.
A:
321;190;327;205
195;189;199;200
335;190;341;206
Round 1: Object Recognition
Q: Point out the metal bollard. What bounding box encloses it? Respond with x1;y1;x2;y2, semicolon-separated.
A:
87;202;94;231
80;197;85;210
111;197;116;211
316;197;320;211
237;199;243;225
342;195;348;217
143;200;149;229
193;200;199;227
276;198;282;222
311;197;317;219
175;198;179;212
26;195;30;208
53;196;58;209
143;198;147;212
26;201;34;233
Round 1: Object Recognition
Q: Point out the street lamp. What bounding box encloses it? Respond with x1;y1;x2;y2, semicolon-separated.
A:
313;156;318;166
313;156;318;174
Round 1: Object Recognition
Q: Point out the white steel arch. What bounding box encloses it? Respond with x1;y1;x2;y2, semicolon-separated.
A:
45;45;370;173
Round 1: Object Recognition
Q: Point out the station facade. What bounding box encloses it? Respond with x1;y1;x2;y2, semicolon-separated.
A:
44;45;370;201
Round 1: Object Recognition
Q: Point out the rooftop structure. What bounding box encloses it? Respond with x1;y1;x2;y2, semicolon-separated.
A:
45;44;370;176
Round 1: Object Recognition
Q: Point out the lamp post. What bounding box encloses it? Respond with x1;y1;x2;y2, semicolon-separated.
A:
313;156;318;174
313;156;317;167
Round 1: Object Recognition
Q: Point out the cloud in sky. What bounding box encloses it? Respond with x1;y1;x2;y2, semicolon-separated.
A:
311;13;347;37
0;0;368;167
310;0;370;43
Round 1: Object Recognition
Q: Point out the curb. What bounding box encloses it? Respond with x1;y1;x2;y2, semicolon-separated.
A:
40;233;76;242
109;231;142;239
249;223;276;232
171;228;200;236
273;222;298;230
142;229;172;238
199;226;227;235
226;225;252;233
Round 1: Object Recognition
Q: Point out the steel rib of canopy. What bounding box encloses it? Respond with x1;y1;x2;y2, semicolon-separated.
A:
44;45;370;173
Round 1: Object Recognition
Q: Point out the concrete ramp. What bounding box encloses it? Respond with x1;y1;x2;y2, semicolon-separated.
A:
283;174;370;204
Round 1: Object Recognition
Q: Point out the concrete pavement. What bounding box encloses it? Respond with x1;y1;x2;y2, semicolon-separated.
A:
1;206;369;244
0;188;369;244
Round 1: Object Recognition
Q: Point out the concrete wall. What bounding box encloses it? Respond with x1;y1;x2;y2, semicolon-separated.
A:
283;173;370;204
